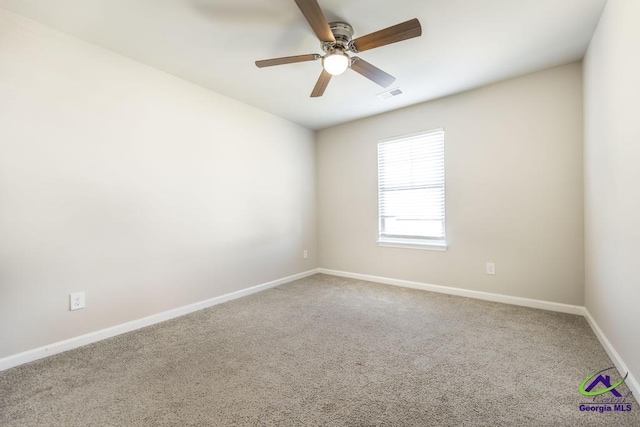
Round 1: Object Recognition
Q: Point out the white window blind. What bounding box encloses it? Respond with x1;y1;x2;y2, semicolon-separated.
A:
377;128;446;248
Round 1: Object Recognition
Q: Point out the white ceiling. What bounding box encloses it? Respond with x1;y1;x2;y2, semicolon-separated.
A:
0;0;607;130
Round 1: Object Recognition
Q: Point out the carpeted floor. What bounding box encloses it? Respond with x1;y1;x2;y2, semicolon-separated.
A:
1;274;638;426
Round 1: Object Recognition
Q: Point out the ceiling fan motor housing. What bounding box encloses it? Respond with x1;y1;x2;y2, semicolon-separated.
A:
322;22;354;53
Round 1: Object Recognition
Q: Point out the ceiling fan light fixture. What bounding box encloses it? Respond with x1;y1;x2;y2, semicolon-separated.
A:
322;50;349;75
255;1;422;97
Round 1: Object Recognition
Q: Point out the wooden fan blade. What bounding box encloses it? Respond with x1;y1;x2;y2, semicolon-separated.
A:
311;69;332;97
351;18;422;52
294;0;335;43
255;54;320;68
350;57;396;88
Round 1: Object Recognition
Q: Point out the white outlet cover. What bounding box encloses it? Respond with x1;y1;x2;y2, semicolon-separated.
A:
486;263;496;275
70;292;85;310
303;250;308;259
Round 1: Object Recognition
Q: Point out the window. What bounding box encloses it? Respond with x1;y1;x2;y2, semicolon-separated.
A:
377;128;446;250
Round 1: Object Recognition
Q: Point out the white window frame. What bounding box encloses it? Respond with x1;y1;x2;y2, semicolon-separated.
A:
377;128;447;251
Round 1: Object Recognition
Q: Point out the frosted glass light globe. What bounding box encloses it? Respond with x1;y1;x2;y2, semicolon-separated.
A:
323;51;349;75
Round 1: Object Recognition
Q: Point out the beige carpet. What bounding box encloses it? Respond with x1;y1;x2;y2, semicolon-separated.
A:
1;274;638;426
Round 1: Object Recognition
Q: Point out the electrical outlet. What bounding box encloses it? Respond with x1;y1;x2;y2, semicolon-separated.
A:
303;250;308;259
486;262;496;275
70;292;85;311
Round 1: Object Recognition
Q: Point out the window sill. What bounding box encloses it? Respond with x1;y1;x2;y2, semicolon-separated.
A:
377;238;448;252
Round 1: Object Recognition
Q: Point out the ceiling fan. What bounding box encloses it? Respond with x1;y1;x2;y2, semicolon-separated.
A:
255;0;422;97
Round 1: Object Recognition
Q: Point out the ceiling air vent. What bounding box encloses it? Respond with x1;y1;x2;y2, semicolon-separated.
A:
377;87;403;100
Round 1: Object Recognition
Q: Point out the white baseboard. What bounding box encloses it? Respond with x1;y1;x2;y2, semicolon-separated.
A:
0;269;319;372
4;267;637;407
318;268;586;315
583;309;640;404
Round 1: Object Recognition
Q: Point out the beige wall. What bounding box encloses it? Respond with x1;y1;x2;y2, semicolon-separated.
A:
0;10;316;359
584;0;640;387
317;63;584;305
